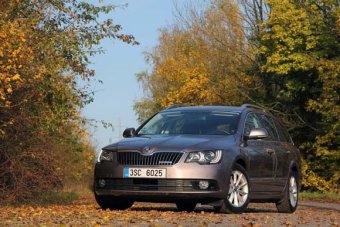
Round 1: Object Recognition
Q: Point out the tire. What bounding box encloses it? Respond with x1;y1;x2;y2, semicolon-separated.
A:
215;164;250;214
176;201;197;212
276;171;299;213
94;193;134;210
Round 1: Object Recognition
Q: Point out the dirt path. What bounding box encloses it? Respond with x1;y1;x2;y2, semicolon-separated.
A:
0;199;339;226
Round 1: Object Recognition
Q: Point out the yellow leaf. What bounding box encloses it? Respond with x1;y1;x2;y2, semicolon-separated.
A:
12;73;21;80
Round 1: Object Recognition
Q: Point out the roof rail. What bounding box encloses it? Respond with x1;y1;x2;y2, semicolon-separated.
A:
166;104;187;110
241;104;263;110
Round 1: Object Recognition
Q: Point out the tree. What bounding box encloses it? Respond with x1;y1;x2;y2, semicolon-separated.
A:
0;0;137;202
258;0;340;190
134;0;261;123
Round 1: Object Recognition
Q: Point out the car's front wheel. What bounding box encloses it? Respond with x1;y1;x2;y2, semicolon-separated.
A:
276;171;299;213
94;193;134;210
215;164;250;214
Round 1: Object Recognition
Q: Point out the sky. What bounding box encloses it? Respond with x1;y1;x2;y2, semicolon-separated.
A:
83;0;188;149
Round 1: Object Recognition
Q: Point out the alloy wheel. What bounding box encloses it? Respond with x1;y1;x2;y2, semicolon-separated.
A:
289;176;298;207
228;170;249;207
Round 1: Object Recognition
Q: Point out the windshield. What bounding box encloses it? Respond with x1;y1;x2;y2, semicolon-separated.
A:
137;111;240;136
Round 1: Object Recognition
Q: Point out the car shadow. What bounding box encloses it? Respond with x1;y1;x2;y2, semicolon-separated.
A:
130;204;278;213
244;207;277;213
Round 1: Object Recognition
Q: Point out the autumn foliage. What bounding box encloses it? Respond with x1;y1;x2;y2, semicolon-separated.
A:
0;0;136;203
135;0;261;122
135;0;339;192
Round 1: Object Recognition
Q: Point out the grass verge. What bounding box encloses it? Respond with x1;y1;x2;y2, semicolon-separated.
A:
32;191;79;205
300;191;340;203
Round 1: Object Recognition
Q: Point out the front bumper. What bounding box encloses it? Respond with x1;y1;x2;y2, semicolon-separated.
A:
94;160;230;202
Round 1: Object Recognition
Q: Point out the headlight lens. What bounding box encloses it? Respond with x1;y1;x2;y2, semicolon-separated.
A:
185;150;222;164
99;150;113;162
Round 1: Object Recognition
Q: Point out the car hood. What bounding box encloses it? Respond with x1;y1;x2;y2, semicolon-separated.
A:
103;135;235;152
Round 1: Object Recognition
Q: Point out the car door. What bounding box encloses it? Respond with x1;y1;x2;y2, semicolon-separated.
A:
257;113;283;192
273;119;294;187
242;112;275;193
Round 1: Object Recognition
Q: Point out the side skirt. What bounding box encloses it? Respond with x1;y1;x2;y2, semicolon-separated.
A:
249;177;287;201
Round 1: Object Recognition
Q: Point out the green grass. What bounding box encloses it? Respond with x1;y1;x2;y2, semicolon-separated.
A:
300;191;340;203
33;191;79;205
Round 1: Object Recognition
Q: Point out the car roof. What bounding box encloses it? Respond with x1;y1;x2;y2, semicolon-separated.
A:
160;105;244;113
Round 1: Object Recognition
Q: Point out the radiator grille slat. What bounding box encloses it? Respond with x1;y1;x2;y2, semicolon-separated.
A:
117;151;183;166
151;151;156;166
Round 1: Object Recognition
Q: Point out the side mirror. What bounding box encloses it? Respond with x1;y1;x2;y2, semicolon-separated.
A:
244;128;268;140
123;128;135;138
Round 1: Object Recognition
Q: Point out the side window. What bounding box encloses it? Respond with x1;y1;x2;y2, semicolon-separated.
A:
275;120;292;143
244;113;262;136
258;114;279;141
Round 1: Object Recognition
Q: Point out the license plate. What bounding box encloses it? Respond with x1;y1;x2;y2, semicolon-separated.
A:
123;168;166;178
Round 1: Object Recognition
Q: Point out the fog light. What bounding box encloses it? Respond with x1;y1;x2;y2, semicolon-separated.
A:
198;180;209;190
98;179;106;187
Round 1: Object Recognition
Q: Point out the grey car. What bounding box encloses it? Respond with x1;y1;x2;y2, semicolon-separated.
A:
94;104;301;213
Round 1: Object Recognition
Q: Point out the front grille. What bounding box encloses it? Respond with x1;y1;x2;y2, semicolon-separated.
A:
117;151;183;166
98;179;218;191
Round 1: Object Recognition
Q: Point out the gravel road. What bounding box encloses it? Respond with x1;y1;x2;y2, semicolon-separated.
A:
0;199;339;226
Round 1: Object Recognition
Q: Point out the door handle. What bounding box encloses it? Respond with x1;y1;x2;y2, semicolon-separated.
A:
265;148;274;154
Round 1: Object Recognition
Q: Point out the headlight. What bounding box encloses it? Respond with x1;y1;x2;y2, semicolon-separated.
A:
99;150;113;162
185;150;222;164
